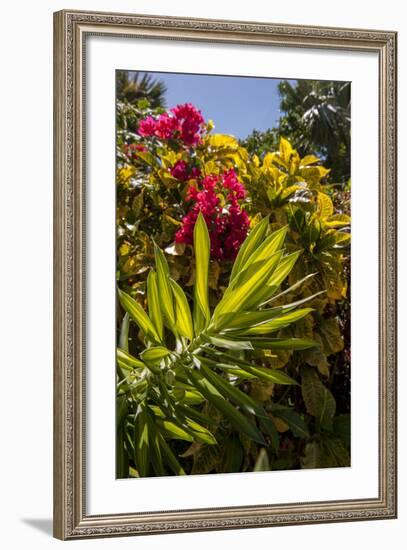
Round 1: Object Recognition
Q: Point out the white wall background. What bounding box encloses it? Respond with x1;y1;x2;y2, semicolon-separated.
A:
0;0;404;547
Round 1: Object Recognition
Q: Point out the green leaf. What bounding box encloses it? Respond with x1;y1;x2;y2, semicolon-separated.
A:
173;388;205;405
222;435;244;473
244;225;288;267
325;213;351;228
236;250;301;313
233;308;313;335
225;259;275;296
199;362;264;416
116;394;128;430
134;403;149;477
116;426;129;478
321;435;350;467
183;418;217;445
203;350;298;385
233;337;317;350
157;433;186;475
270;405;310;438
202;363;258;380
253;448;270;472
147;270;164;341
119;313;130;351
193;212;211;333
318;318;344;355
158;419;193;442
335;232;351;246
280;136;293;164
140;346;171;364
300;154;321;167
262;273;317;306
218;310;287;332
216;295;319;332
117;348;145;371
268;251;301;287
187;368;265;445
213;250;283;324
258;416;280;452
301;366;336;431
207;133;239;149
226;227;288;298
230;215;270;281
333;414;351;449
248;366;298;385
118;289;160;344
203;335;254;350
175;403;218;427
146;412;165;476
152;404;217;445
170;278;194;341
154;244;175;327
317;192;334;219
261;288;325;311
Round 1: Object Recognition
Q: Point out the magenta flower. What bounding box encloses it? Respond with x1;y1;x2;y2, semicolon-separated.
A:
175;168;249;260
171;103;205;146
137;116;156;137
155;113;178;139
170;160;189;181
137;103;206;146
170;160;202;182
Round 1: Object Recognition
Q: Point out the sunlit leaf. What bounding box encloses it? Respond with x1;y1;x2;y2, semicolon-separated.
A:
193;212;211;333
230;215;270;281
118;289;160;344
147;270;164;341
140;345;171;364
154;244;175;327
117;348;145;371
317;192;334;219
254;448;270;472
170;278;194;341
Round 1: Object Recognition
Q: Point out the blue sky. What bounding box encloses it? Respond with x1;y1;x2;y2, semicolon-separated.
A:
132;71;294;139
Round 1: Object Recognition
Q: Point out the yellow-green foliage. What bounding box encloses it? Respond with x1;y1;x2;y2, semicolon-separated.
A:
116;103;350;476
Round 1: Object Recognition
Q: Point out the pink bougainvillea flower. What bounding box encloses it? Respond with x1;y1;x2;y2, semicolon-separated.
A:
223;168;247;200
171;103;205;146
170;160;202;182
175;168;249;260
190;166;201;179
137;116;156;136
155;113;178;139
170;160;189;181
137;103;206;146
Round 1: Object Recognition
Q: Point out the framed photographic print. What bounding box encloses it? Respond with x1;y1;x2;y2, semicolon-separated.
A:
53;9;397;540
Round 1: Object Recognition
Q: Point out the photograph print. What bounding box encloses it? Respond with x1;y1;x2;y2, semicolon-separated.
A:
115;70;351;478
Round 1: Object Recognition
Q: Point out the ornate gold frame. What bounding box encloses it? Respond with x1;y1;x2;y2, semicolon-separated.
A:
53;9;397;540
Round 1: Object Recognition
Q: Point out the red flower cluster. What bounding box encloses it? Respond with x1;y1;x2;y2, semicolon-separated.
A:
138;103;205;146
175;169;249;261
170;160;201;182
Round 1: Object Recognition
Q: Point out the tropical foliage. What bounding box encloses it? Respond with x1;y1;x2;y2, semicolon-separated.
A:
243;80;351;183
116;73;351;477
